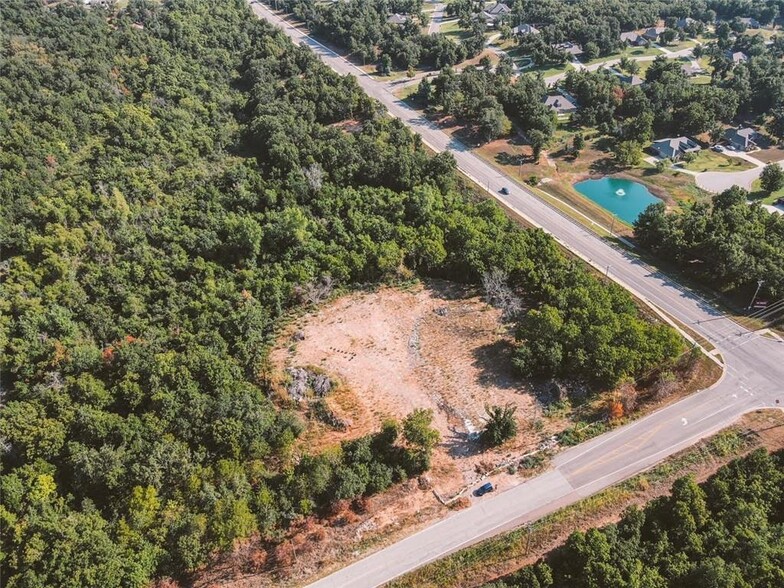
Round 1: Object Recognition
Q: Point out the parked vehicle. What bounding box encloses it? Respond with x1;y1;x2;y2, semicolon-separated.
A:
474;482;494;497
711;145;724;152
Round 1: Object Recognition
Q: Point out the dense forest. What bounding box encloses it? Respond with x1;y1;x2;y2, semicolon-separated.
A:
416;62;556;151
490;448;784;588
276;0;482;70
0;0;680;585
635;187;784;300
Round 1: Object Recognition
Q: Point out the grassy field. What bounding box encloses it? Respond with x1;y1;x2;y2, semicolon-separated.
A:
679;149;756;173
506;46;572;77
393;83;420;101
580;45;663;66
662;37;698;51
749;178;784;204
524;63;573;78
441;18;470;42
624;163;709;204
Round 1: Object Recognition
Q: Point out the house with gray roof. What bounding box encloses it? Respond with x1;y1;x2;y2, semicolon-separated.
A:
513;23;540;36
552;41;583;57
739;17;761;29
643;26;666;41
619;73;644;86
620;31;646;46
544;93;578;115
725;50;749;64
682;63;705;77
478;2;510;27
676;17;697;28
651;137;701;160
386;13;409;25
724;127;758;150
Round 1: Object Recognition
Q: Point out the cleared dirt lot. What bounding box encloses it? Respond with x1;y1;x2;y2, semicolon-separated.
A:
271;281;556;495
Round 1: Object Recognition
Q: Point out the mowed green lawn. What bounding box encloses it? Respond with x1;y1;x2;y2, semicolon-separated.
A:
679;150;756;173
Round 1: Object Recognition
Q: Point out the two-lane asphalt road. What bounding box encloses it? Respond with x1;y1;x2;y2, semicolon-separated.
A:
248;4;784;586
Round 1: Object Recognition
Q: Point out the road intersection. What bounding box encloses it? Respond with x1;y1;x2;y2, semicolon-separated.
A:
248;4;784;586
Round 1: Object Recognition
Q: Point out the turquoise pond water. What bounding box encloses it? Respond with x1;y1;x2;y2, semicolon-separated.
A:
574;177;662;224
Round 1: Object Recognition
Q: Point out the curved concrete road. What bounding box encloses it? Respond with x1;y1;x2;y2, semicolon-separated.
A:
248;4;784;586
696;150;765;192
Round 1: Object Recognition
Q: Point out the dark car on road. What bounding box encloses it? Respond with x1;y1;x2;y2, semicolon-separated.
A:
500;187;509;195
473;482;494;497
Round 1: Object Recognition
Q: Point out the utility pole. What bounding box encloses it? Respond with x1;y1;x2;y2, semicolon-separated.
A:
605;264;611;278
610;215;616;236
747;279;764;311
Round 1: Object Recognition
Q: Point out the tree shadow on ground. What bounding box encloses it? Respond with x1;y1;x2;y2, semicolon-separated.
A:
441;429;485;459
495;150;540;166
589;156;624;175
471;339;521;391
423;278;482;301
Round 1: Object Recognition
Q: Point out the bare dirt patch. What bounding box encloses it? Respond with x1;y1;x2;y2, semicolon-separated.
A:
749;143;784;164
273;281;555;496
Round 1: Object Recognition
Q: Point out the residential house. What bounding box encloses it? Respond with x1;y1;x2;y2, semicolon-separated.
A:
479;2;511;27
651;137;701;160
387;13;409;25
620;31;646;46
676;17;697;28
544;93;578;115
513;23;540;36
552;41;583;57
725;50;749;64
643;26;666;41
619;73;644;86
682;63;704;77
739;17;761;29
724;127;758;151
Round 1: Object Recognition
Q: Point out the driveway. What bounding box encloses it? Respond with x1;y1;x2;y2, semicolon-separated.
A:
486;35;520;73
428;1;446;35
696;150;764;192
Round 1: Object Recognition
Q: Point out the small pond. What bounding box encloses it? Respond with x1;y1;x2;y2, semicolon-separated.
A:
574;177;662;224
